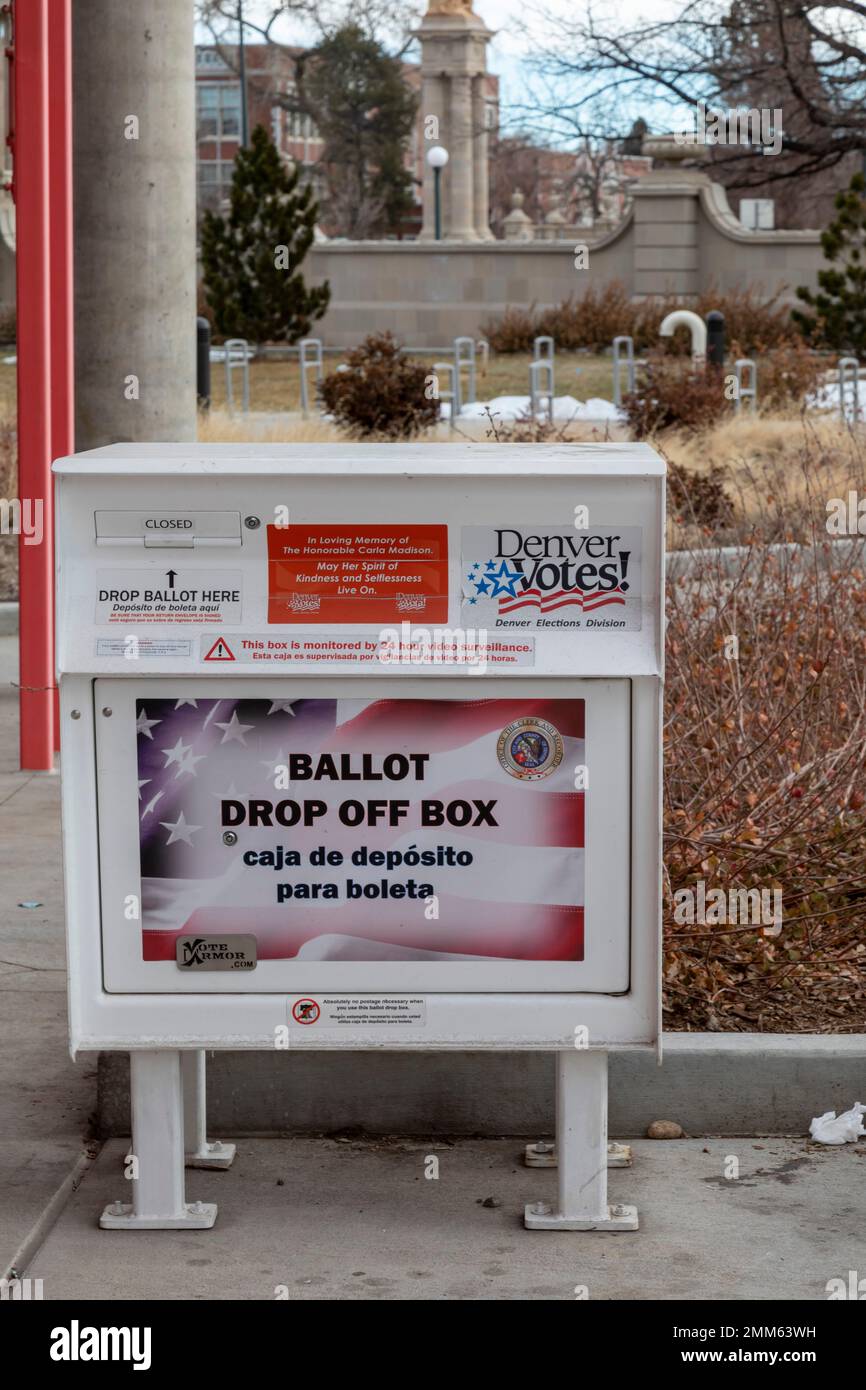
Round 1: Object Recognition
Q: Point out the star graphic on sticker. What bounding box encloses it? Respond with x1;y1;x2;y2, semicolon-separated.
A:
175;750;207;780
138;778;151;801
141;789;165;818
488;560;523;598
136;708;161;740
214;710;254;745
212;781;250;801
485;559;498;572
159;811;202;846
260;749;288;781
267;701;296;716
474;577;491;595
161;737;192;769
174;698;199;709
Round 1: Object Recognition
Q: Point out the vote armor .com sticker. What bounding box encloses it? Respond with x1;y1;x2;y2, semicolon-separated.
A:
96;570;242;626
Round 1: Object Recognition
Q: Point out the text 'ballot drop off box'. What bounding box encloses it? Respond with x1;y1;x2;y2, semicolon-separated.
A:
55;443;664;1231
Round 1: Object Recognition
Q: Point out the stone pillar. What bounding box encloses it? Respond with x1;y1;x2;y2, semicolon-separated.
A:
419;73;447;240
449;75;478;241
415;1;493;242
472;76;493;241
73;0;197;447
631;134;705;301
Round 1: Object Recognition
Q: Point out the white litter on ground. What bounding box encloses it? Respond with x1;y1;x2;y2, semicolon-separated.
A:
809;1101;865;1145
443;394;625;423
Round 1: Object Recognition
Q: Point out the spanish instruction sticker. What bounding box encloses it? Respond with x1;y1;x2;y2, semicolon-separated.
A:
461;525;642;631
96;570;242;626
96;638;192;658
267;525;448;624
289;997;427;1027
199;631;534;667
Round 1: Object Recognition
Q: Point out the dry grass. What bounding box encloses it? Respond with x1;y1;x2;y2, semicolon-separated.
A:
197;410;342;444
659;413;865;541
206;351;615;415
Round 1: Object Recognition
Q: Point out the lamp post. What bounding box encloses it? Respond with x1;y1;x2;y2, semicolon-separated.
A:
237;0;248;147
426;144;449;241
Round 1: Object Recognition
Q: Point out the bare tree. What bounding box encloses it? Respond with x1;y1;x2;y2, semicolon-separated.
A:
195;0;423;236
527;0;866;190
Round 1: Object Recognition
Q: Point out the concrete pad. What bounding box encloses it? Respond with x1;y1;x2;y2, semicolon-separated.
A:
29;1136;866;1300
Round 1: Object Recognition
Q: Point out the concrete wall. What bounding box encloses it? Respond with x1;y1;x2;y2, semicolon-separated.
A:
308;171;824;347
309;222;634;346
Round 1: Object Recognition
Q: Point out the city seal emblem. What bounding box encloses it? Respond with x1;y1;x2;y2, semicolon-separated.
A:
497;717;563;781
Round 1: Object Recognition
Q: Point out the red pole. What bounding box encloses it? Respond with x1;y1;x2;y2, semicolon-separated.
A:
13;0;55;770
47;0;73;752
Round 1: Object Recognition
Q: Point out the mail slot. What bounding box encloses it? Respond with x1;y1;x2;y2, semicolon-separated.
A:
55;441;665;1232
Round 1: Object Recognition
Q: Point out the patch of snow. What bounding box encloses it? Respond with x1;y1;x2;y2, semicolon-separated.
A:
443;394;625;423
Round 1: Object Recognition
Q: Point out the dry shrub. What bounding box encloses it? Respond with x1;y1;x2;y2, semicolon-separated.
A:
729;335;826;412
666;460;735;529
481;279;799;355
478;303;538;353
664;426;866;1031
623;355;728;435
536;283;637;352
693;282;795;353
318;332;440;439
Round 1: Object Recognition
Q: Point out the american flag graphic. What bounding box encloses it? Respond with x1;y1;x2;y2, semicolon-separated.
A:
136;697;585;962
465;559;626;617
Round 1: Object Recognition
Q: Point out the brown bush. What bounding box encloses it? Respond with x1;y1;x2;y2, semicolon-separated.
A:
623;355;729;435
318;332;440;439
664;430;866;1031
478;303;538;353
666;459;735;528
729;335;825;411
535;284;637;352
481;279;799;356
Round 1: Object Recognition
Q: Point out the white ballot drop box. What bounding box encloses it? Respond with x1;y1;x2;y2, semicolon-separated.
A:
55;442;665;1231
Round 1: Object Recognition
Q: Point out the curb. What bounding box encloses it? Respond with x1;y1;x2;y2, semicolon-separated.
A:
97;1034;866;1138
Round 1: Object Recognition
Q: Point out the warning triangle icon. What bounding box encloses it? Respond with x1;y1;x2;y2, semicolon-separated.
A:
204;637;236;661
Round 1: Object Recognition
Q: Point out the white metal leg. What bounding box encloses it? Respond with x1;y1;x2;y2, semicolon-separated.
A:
183;1050;236;1169
100;1051;217;1229
525;1050;638;1231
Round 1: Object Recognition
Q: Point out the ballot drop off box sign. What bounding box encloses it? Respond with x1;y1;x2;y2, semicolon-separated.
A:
55;443;664;1231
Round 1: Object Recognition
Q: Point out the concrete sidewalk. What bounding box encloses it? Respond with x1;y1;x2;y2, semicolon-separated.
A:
0;636;94;1277
28;1134;866;1300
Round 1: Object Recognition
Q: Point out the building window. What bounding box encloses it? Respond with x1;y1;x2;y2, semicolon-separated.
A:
197;82;241;140
197;159;236;212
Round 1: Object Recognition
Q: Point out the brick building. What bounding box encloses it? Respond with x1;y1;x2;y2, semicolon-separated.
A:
195;42;498;238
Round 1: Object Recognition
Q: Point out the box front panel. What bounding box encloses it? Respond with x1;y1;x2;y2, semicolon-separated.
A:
96;676;630;994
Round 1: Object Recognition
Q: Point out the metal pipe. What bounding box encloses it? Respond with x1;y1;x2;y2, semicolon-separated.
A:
15;0;56;769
